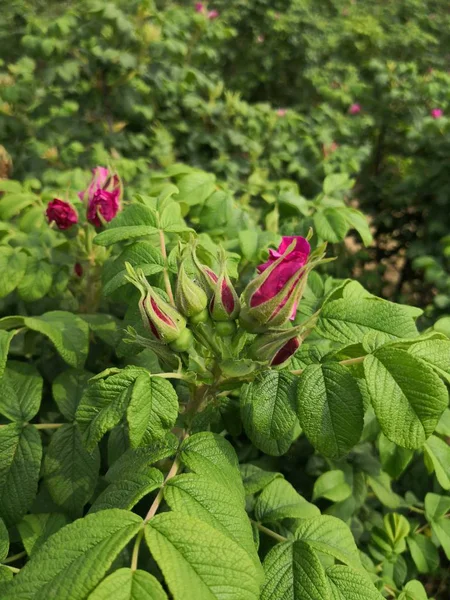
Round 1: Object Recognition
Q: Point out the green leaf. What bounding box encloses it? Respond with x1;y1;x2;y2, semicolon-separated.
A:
164;473;260;567
0;192;37;218
260;540;329;600
316;297;418;344
323;174;352;195
425;493;450;559
240;464;282;496
43;423;100;517
145;513;262;600
17;256;53;302
342;207;373;246
408;338;450;383
364;347;448;448
367;473;403;509
255;478;319;523
378;434;414;479
312;470;352;503
326;564;383;600
0;330;15;379
398;580;428;600
76;368;141;450
423;435;450;489
435;408;450;437
102;242;164;296
0;361;42;422
82;314;121;347
0;518;8;561
295;516;362;569
0;424;42;526
17;513;68;556
94;204;159;247
175;172;216;207
180;432;244;499
8;509;142;599
407;534;439;573
24;311;89;369
53;369;93;422
297;363;364;458
88;568;167;600
241;371;299;456
238;230;259;261
127;375;178;448
314;208;349;243
0;247;27;298
90;467;163;513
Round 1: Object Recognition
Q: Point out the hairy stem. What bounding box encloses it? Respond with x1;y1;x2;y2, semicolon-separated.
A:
159;228;174;305
3;551;26;564
252;521;288;543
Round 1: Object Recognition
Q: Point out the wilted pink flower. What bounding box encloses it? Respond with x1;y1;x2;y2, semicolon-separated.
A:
349;103;361;115
46;199;78;230
195;2;204;12
80;166;121;227
208;9;219;19
431;108;443;119
276;108;287;117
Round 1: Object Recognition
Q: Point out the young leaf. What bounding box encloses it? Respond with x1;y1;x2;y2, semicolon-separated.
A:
398;580;428;600
425;493;450;560
364;348;448;448
94;204;158;247
0;330;16;379
366;473;404;509
378;434;414;479
0;424;42;526
0;361;42;422
89;467;163;513
254;478;319;523
316;297;418;344
312;470;352;503
239;464;283;496
17;513;68;556
342;207;373;246
175;172;216;207
24;311;89;369
241;371;299;456
408;338;450;384
127;375;178;448
180;432;244;499
326;564;383;600
145;513;262;600
8;509;142;599
0;518;8;562
407;534;439;574
295;515;362;570
423;435;450;490
52;369;93;422
260;540;329;600
164;473;260;567
88;568;167;600
314;208;349;243
43;423;100;517
297;363;364;458
0;247;27;298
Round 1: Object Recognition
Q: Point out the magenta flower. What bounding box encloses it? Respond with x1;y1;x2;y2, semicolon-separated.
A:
74;263;83;278
208;9;219;19
272;337;300;366
240;236;311;330
201;265;239;320
276;108;287;117
46;199;78;230
349;103;361;115
431;108;443;119
80;166;121;227
195;2;204;12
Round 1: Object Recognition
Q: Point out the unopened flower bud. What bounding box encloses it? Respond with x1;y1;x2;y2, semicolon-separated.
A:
175;262;208;318
248;325;304;366
210;271;240;321
125;263;186;344
46;199;78;230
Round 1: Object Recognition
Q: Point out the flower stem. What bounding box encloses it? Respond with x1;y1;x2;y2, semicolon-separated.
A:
34;423;65;430
252;520;288;543
130;529;144;571
4;565;20;574
159;228;175;305
3;551;26;564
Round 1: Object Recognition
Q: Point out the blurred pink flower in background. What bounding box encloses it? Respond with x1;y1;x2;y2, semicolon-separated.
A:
348;103;361;115
276;109;287;117
257;35;265;43
195;2;204;13
431;108;443;119
208;9;219;19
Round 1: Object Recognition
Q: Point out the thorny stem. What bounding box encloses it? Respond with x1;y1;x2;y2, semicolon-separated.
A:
159;228;175;305
291;355;366;376
3;551;26;564
252;520;288;544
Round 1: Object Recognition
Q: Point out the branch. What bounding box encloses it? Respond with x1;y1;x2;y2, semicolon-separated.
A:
252;520;288;543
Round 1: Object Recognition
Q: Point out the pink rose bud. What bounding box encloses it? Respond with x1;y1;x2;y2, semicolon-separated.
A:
46;198;78;230
80;166;121;227
208;9;219;19
240;236;312;331
276;108;287;117
74;263;83;278
209;270;240;321
195;2;204;12
248;326;304;366
348;103;361;115
431;108;443;119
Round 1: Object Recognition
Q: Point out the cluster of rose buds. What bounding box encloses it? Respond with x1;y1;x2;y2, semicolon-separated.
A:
45;166;121;231
127;235;326;368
